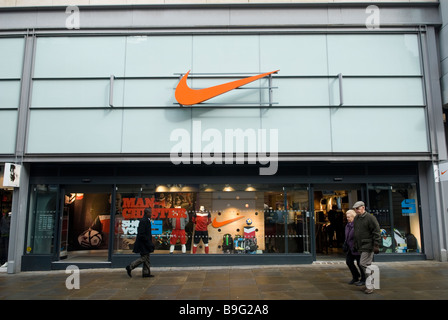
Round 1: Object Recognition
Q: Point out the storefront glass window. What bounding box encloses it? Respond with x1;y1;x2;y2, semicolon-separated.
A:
391;184;421;253
368;183;421;253
114;184;310;255
0;37;24;154
25;185;58;255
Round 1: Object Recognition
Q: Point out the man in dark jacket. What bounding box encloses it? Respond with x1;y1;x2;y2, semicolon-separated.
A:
126;207;154;278
353;201;381;294
345;209;365;285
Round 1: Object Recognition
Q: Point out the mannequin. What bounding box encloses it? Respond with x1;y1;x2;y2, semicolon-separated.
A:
243;218;257;254
169;207;189;254
192;206;211;254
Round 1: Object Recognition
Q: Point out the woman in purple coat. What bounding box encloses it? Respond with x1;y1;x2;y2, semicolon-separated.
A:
345;210;365;285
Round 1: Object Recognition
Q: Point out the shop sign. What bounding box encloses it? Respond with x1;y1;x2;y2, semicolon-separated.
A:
122;197;187;220
439;161;448;182
121;219;140;235
151;220;163;235
121;219;163;236
401;199;416;216
175;70;279;106
2;163;21;187
211;216;245;228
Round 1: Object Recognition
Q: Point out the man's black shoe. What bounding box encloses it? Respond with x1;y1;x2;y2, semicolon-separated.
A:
126;265;132;278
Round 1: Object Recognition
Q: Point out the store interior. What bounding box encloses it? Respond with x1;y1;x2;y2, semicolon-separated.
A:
313;190;357;260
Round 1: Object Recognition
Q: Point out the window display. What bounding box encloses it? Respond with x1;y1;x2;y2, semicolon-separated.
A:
24;182;422;261
114;184;311;255
115;186;196;254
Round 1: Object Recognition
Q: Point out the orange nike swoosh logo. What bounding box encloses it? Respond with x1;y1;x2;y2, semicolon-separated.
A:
442;170;447;175
175;70;279;106
212;216;245;228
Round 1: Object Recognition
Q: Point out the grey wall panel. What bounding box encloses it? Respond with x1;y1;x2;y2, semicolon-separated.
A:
25;33;430;155
0;4;442;31
0;110;18;154
27;109;123;153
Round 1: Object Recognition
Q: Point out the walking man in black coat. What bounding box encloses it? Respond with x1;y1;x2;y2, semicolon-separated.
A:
353;201;381;294
126;207;155;278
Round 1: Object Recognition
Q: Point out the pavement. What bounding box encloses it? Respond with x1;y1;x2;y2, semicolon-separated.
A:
1;260;448;301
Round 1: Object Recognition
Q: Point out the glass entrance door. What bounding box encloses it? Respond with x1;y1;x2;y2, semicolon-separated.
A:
313;185;363;260
59;185;114;262
281;186;311;254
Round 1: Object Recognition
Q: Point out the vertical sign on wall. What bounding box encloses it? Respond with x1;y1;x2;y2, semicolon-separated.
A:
2;163;21;187
439;161;448;182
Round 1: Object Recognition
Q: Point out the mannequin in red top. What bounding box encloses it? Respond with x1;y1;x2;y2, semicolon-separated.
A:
192;206;211;254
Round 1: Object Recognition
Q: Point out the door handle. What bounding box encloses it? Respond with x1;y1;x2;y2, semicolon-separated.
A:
338;73;344;106
109;75;115;108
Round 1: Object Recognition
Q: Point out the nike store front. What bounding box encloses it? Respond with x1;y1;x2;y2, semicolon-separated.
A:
1;3;447;272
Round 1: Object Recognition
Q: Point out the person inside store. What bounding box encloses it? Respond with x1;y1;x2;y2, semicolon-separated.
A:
125;207;155;278
328;205;343;247
327;205;336;247
353;201;381;294
344;209;365;285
